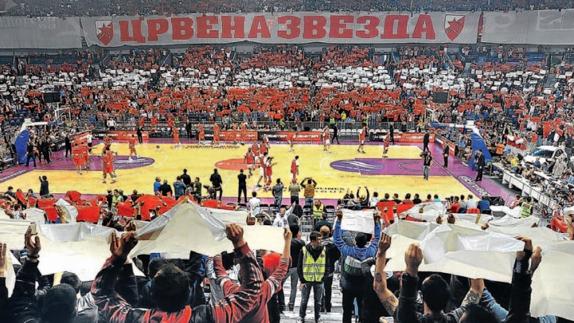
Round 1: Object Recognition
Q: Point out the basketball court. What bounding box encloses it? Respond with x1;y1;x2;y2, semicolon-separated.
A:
0;142;484;201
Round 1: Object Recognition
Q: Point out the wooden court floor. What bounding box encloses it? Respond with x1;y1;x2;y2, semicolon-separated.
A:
1;142;473;200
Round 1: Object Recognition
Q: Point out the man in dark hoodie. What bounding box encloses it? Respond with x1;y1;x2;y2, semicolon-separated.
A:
297;231;328;323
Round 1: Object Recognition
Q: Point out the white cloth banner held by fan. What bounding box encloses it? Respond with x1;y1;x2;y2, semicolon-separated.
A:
341;209;376;234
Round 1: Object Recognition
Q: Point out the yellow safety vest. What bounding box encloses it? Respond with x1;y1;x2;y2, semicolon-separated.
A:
312;205;323;219
302;247;326;283
520;203;532;218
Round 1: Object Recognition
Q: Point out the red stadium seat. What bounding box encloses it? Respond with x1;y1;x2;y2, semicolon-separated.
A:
65;191;82;203
396;203;413;217
158;196;177;215
27;197;38;208
202;199;219;208
116;201;135;217
37;198;56;209
44;207;59;222
467;208;481;214
376;201;396;224
15;190;27;206
550;216;568;233
76;205;101;224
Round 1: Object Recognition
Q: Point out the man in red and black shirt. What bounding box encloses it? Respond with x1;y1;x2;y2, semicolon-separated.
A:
213;228;291;323
91;224;264;323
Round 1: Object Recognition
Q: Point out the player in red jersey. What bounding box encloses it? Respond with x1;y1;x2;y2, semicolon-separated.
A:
81;143;89;171
173;127;180;146
256;152;266;188
358;124;367;153
102;147;116;184
260;141;268;155
128;135;137;161
244;148;255;177
322;126;331;153
262;134;270;152
212;123;220;145
383;134;390;157
252;142;260;156
72;143;83;174
103;135;113;152
264;156;276;190
197;124;205;143
287;131;296;152
291;155;299;181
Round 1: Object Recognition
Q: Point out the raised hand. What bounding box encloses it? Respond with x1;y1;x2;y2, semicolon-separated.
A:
378;233;392;254
404;243;423;276
25;226;41;258
110;231;137;258
226;224;246;248
530;247;542;273
336;210;343;221
283;227;292;241
374;210;381;223
515;236;533;261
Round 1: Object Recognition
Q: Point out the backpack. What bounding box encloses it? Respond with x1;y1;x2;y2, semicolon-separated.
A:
342;256;363;277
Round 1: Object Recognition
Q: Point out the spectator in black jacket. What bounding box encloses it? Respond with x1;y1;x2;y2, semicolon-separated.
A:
210;169;223;200
181;169;192;187
39;176;49;197
397;243;493;323
159;180;173;197
319;225;340;313
286;224;305;311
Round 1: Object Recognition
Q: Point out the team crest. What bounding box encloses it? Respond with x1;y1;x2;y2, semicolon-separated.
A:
96;20;114;45
444;15;465;41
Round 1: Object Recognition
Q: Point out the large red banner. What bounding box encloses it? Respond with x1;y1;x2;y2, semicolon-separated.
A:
81;12;480;47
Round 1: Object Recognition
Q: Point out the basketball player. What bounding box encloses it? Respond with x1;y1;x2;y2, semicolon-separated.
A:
128;135;137;161
72;143;83;174
383;134;390;157
173;127;180;147
244;147;255;177
264;156;276;190
288;131;296;152
358;124;367;153
291;155;300;181
197;124;205;143
212;123;221;146
322;126;331;152
262;134;270;152
102;147;116;184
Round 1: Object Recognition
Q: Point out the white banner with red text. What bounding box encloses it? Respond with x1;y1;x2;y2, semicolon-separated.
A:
80;12;480;47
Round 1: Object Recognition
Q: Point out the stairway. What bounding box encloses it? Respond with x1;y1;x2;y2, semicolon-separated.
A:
280;273;344;322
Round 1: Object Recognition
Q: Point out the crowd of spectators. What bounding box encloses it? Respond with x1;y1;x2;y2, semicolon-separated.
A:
0;44;573;160
0;163;573;322
2;0;574;16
